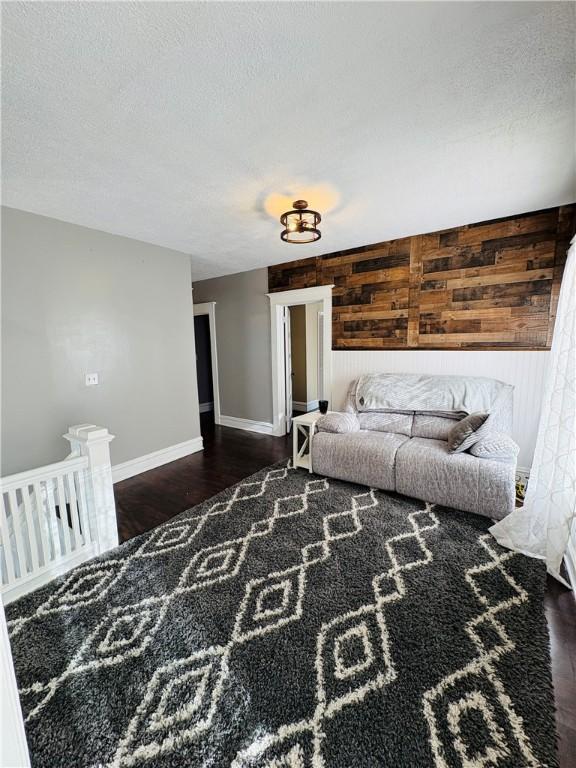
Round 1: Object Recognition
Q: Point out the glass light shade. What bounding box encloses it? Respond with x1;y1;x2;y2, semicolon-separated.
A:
280;200;321;243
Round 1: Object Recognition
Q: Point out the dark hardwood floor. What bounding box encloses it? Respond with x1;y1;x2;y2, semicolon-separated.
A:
114;412;576;768
545;578;576;768
114;413;292;543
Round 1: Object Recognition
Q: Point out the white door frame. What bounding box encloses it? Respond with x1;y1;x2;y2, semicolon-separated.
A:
193;301;221;426
267;285;334;437
283;306;293;433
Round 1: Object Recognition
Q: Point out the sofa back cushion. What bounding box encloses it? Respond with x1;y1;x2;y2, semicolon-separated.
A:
344;373;514;440
358;411;414;436
411;414;461;441
353;372;512;418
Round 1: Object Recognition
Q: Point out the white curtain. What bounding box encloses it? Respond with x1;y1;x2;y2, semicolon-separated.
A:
489;236;576;585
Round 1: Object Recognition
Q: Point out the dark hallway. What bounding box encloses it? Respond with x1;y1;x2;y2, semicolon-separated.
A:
194;313;214;433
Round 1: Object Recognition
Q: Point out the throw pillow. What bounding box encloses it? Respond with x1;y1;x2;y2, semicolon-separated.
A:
470;433;519;462
447;412;489;453
316;412;360;434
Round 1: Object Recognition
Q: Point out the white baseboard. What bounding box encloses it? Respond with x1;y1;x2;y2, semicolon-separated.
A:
112;437;204;483
219;415;274;435
199;401;214;413
293;400;319;413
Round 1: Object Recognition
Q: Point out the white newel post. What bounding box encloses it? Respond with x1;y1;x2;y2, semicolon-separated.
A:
63;424;118;554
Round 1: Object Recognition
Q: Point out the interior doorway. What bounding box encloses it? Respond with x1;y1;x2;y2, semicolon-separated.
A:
287;301;323;422
268;285;333;437
194;314;214;420
193;301;221;432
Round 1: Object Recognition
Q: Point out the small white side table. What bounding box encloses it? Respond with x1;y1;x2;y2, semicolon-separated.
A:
292;411;332;473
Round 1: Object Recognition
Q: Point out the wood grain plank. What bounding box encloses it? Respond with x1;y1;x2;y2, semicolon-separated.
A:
419;332;516;343
407;236;423;347
438;308;513;320
338;309;409;321
346;265;410;286
453;211;558;246
335;337;408;348
444;268;553;291
421;260;554;282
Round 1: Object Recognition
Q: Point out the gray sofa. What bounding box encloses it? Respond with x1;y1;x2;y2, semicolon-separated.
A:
312;373;518;520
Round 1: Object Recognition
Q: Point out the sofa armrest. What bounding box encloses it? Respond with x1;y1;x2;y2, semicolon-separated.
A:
316;412;360;434
469;432;519;463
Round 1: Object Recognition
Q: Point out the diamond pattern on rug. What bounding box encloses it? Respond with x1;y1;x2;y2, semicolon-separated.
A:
5;461;557;768
136;517;205;558
73;599;166;673
112;648;228;767
234;569;304;643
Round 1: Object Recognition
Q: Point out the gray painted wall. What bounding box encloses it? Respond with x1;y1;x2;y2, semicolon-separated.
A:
193;268;272;424
2;207;201;475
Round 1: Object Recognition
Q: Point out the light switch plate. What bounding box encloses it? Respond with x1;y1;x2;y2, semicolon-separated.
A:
85;373;99;387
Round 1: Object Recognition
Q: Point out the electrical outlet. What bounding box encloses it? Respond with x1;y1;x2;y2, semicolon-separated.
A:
85;373;99;387
515;467;530;486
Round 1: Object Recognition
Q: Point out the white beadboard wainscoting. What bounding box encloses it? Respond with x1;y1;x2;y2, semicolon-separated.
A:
331;350;549;469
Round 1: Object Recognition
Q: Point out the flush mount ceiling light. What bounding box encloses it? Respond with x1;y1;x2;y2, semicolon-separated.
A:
280;200;321;243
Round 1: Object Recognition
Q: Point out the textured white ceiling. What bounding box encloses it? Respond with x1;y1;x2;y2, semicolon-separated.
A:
2;2;575;280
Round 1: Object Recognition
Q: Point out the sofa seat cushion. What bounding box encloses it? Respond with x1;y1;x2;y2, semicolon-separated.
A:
395;437;514;519
312;431;409;491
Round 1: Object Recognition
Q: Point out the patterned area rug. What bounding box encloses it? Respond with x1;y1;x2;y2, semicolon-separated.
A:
7;462;557;767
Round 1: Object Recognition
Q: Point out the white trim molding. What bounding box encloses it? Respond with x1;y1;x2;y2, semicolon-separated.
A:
219;415;274;434
1;601;30;767
112;437;203;483
267;284;334;437
193;301;221;426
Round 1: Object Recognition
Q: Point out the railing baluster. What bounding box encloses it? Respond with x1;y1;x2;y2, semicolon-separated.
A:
7;489;29;578
44;477;64;557
55;476;72;555
65;471;82;549
74;469;91;545
20;485;40;572
0;493;17;585
33;481;52;566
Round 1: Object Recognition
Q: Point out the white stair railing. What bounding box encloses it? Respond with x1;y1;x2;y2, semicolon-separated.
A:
0;424;116;605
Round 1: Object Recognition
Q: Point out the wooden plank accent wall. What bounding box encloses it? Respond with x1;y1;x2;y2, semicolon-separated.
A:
268;205;576;350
